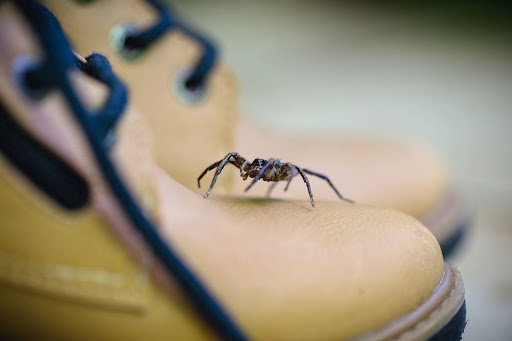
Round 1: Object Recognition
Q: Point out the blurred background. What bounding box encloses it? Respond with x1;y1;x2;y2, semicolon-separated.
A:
173;1;512;340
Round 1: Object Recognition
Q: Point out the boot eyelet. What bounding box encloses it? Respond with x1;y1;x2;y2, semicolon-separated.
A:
11;55;49;100
110;23;144;61
173;68;207;104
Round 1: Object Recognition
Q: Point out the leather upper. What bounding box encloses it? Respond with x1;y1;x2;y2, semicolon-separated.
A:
0;3;445;340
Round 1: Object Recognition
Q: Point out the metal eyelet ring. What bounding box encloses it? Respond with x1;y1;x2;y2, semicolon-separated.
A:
11;55;48;100
173;68;208;104
103;129;117;150
110;23;144;61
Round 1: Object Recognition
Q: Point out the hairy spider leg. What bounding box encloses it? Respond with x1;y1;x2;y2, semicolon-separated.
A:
198;161;222;188
198;160;238;188
204;152;240;198
296;167;315;207
244;159;275;192
302;168;354;203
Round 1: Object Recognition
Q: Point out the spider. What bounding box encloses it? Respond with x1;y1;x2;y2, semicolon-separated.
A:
198;152;354;207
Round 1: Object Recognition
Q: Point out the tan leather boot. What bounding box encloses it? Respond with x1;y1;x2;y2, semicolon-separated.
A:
40;0;469;258
0;2;465;340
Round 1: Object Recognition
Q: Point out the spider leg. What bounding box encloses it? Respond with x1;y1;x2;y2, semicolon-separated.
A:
265;174;294;197
198;160;236;188
302;168;354;203
284;177;294;192
265;181;279;198
244;159;275;192
204;152;239;198
198;161;221;188
295;167;315;207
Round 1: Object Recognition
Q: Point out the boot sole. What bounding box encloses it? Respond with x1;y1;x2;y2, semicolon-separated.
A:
354;264;466;341
421;191;470;258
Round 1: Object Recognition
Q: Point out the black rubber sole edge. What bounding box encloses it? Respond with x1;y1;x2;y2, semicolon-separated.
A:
439;218;471;259
427;301;467;341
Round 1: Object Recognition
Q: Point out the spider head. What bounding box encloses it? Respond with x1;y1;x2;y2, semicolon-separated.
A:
240;158;266;180
251;158;266;168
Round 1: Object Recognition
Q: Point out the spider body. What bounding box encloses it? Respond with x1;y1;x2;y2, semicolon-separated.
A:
198;152;353;207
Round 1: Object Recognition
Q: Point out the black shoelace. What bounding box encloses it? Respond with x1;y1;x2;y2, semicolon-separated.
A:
117;0;217;92
12;1;247;340
25;52;127;147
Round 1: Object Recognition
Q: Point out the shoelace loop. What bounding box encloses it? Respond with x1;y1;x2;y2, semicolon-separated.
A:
22;52;127;147
75;53;128;146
